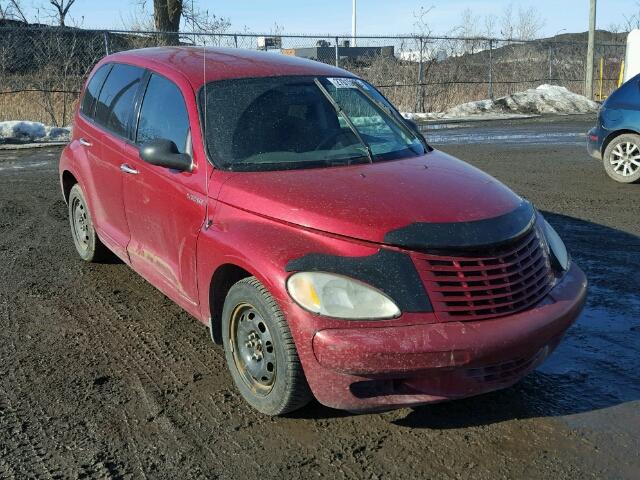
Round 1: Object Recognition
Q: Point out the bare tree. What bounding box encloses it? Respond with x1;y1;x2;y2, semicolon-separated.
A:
500;3;515;38
126;1;231;45
182;1;231;36
622;2;640;31
153;0;182;32
453;4;544;42
128;0;182;45
500;3;545;40
129;0;182;32
516;5;545;40
483;14;498;38
453;8;484;54
268;21;284;36
48;0;76;27
0;0;29;23
120;1;155;31
412;5;434;37
456;8;479;38
410;6;444;112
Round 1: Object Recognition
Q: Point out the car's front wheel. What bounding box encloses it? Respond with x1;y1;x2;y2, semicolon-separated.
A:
222;277;312;415
603;133;640;183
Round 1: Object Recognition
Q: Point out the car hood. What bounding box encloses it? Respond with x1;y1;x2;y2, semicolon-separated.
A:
218;150;528;248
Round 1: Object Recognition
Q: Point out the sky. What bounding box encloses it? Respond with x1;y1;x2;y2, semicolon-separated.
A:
20;0;640;36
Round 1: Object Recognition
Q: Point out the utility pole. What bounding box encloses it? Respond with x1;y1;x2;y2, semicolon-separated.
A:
352;0;357;47
585;0;597;99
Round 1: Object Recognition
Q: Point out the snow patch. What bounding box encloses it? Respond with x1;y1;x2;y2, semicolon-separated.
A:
445;85;599;117
402;111;535;122
0;121;71;144
403;85;599;121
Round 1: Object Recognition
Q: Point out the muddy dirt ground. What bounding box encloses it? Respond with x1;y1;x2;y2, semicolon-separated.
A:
1;116;639;479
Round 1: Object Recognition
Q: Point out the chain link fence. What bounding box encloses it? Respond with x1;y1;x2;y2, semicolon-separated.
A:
0;26;627;126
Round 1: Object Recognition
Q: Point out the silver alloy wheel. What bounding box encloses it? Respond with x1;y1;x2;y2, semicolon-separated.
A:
610;141;640;177
71;196;90;253
230;303;277;396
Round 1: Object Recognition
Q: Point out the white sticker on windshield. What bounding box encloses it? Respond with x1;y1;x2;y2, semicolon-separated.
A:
328;77;362;89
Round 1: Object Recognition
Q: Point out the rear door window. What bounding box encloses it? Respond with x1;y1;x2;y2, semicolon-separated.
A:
80;64;112;119
94;63;145;138
136;74;189;153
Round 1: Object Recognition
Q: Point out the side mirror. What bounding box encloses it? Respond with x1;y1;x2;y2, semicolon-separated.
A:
139;139;192;172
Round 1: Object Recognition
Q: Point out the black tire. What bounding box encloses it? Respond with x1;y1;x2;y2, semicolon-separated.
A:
221;277;312;415
603;133;640;184
68;184;110;262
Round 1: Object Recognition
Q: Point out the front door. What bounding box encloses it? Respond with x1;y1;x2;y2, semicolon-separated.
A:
122;73;207;307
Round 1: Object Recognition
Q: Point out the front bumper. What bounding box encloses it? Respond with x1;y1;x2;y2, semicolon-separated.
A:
298;262;587;411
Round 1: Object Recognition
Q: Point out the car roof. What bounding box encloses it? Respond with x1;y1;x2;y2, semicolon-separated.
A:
104;46;355;90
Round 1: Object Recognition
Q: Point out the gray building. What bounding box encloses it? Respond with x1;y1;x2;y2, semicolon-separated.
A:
282;41;394;64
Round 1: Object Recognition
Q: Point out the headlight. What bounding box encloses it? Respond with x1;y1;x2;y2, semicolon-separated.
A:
286;272;400;320
541;219;569;271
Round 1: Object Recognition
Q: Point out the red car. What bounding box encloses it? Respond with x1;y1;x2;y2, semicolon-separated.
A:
59;47;587;415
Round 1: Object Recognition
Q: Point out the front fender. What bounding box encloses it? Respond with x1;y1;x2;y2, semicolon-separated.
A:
196;200;388;379
196;201;380;322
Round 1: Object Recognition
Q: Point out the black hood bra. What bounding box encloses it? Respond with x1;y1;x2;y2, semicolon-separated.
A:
383;200;536;252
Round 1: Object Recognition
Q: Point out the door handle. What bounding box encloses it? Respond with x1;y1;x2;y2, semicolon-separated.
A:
120;164;139;175
79;137;92;147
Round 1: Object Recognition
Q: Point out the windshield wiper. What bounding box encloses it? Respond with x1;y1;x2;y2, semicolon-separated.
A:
353;82;428;151
314;78;374;164
226;154;371;171
326;155;371;166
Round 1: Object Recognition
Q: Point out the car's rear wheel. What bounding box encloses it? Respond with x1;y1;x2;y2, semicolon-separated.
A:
68;184;109;262
221;277;312;415
603;134;640;183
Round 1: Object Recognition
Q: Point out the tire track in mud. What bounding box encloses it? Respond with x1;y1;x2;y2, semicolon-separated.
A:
2;143;639;479
0;187;137;478
58;269;381;478
1;301;129;480
0;197;38;273
11;287;185;478
0;150;484;478
63;274;244;475
83;266;291;461
0;222;571;477
0;392;54;479
0;301;61;480
5;258;586;476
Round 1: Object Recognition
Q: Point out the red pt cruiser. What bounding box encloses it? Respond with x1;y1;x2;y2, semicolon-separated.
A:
59;47;587;415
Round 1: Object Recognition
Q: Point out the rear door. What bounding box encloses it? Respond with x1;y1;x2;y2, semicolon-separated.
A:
122;72;207;307
73;63;113;244
86;63;146;258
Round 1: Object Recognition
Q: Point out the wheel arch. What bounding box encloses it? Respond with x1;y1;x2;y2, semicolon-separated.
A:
208;263;253;344
61;170;78;204
602;129;640;155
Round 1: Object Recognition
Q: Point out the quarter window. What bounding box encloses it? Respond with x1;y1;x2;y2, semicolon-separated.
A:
136;74;189;153
94;64;145;137
80;64;112;119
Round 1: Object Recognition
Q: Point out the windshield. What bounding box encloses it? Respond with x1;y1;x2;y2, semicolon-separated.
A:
199;76;428;171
